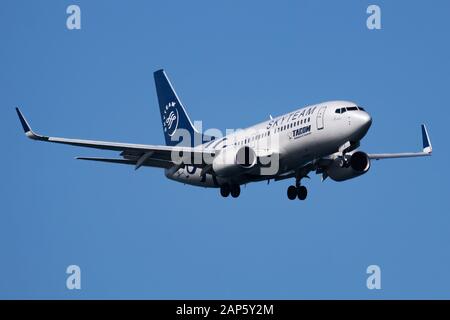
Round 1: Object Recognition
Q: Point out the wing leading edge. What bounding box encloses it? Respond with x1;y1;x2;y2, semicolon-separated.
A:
15;108;214;169
368;124;432;160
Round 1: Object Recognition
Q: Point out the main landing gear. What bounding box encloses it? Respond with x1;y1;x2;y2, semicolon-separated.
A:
287;179;308;201
220;183;241;198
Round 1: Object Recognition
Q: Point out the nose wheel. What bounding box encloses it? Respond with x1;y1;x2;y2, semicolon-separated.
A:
220;184;230;197
287;185;308;200
220;184;241;198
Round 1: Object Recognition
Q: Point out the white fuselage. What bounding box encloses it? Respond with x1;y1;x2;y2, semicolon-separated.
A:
165;100;372;187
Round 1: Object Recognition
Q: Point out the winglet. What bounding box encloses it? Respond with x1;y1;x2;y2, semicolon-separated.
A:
421;124;432;154
16;107;32;133
15;108;46;140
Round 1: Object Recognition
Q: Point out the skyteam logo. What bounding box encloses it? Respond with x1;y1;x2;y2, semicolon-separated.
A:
163;101;179;136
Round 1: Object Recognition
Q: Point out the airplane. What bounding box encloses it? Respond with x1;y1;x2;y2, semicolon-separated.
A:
16;69;432;200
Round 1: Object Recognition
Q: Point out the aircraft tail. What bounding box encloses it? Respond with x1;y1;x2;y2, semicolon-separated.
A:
154;69;200;147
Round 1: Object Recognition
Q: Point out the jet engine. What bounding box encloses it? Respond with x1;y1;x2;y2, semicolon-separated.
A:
326;151;371;182
212;146;257;177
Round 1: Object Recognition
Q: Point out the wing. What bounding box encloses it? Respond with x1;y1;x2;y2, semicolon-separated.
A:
274;124;433;183
368;124;432;160
16;108;214;170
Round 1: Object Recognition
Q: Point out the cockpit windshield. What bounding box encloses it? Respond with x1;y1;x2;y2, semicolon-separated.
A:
335;106;366;114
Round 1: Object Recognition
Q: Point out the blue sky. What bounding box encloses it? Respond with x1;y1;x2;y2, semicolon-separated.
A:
1;0;450;299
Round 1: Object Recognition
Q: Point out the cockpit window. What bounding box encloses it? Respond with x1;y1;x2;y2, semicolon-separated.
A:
337;106;363;114
336;106;366;114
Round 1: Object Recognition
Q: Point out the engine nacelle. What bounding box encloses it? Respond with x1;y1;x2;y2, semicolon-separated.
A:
327;151;371;182
212;146;257;177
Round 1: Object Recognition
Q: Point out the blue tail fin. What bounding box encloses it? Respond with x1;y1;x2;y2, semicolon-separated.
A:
154;69;200;146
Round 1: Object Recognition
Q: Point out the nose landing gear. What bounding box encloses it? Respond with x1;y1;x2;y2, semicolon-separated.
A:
220;184;230;197
220;184;241;198
230;184;241;198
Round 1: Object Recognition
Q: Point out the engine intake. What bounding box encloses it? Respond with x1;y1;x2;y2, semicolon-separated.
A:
350;151;371;172
327;151;371;182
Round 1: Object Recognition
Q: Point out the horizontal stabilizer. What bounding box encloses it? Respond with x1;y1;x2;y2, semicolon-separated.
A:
76;156;173;169
76;157;136;165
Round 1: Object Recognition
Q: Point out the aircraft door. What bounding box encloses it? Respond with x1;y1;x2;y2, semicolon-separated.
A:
316;106;327;130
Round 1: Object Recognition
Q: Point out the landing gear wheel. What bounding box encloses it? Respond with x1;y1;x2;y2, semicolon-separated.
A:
297;186;308;200
230;184;241;198
220;184;230;197
287;185;297;200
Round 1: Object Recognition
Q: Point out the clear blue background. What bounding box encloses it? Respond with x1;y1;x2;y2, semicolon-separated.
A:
1;0;449;299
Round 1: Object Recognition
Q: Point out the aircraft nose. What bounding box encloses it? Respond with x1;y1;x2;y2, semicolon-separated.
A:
353;111;372;134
